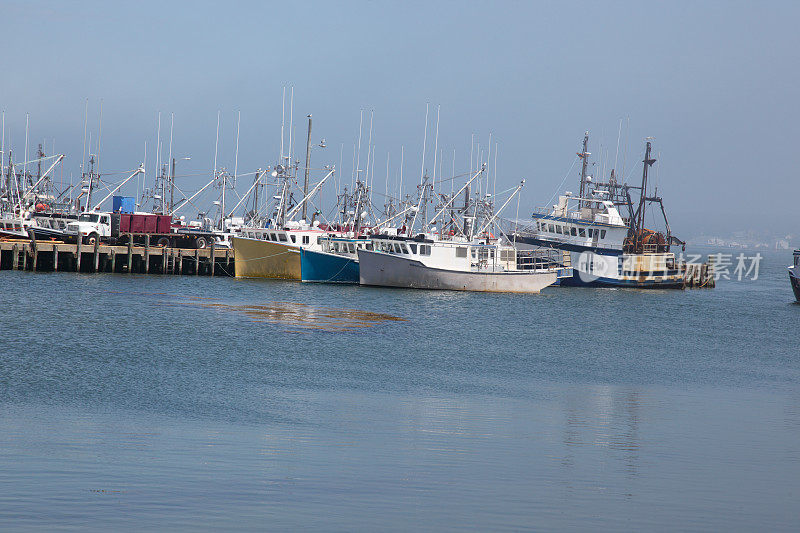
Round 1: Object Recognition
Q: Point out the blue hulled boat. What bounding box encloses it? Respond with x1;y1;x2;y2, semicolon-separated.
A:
300;237;371;283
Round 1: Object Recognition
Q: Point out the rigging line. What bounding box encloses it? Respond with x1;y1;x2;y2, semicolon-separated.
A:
542;156;579;210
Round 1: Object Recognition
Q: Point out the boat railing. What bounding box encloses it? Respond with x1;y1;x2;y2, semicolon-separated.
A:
515;247;568;271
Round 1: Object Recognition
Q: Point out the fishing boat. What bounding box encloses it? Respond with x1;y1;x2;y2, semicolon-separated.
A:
512;134;685;288
790;249;800;302
358;235;570;293
0;213;31;239
29;212;79;240
357;175;572;293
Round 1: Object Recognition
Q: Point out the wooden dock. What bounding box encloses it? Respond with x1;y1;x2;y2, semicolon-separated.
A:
0;238;233;276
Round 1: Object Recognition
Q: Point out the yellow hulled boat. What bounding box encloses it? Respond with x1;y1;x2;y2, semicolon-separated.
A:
232;236;301;279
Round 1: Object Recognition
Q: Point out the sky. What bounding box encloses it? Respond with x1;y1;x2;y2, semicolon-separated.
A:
2;0;799;238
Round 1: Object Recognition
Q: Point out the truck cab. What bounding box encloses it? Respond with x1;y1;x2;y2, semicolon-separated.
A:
64;212;112;244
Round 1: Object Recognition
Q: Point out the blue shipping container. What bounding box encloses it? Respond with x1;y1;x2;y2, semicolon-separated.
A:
112;196;135;214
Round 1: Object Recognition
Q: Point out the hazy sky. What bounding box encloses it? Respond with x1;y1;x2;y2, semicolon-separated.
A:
3;0;798;237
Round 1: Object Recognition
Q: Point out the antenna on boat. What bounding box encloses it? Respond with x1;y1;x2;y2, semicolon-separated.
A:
81;99;88;173
621;116;629;182
399;145;404;201
366;110;374;187
155;111;161;209
1;110;4;182
280;86;286;162
614;118;622;178
355;109;363;185
234;110;241;187
213;109;220;182
287;86;294;173
432;105;440;192
302;113;312;220
23;113;29;186
486;132;492;205
420;103;429;189
96;99;103;178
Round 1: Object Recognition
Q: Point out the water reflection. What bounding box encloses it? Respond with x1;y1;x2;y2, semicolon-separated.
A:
561;386;641;480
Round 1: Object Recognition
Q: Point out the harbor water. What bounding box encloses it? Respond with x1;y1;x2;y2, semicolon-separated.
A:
0;247;798;530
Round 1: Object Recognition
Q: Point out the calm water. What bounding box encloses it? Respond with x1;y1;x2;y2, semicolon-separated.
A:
1;247;798;531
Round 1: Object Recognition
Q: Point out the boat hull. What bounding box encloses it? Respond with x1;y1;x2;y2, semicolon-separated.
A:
30;226;68;241
790;267;800;302
232;236;301;279
300;248;359;284
514;235;684;289
357;249;557;293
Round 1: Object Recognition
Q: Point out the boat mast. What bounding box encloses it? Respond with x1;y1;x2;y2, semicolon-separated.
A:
577;131;589;209
627;140;656;252
303;114;312;221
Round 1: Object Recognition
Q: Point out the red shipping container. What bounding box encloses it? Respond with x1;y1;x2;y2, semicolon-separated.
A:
157;215;172;234
130;214;146;233
144;215;158;233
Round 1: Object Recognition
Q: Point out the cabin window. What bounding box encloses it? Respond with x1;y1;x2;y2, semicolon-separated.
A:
548;224;555;232
394;244;402;253
579;228;586;237
401;245;410;254
409;243;417;254
489;249;495;259
421;245;431;256
302;236;310;245
290;235;297;243
366;243;373;251
600;230;606;239
471;248;477;258
571;227;577;236
317;236;323;245
588;229;593;237
456;247;467;258
555;225;561;234
500;249;515;262
279;233;287;242
348;244;356;254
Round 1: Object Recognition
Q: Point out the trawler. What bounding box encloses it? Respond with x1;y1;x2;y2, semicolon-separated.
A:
790;250;800;302
513;134;685;288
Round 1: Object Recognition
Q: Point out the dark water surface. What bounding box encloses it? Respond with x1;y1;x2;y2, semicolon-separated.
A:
1;248;798;530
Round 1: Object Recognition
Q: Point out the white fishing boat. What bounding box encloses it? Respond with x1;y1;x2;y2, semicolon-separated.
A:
358;235;570;293
357;176;572;293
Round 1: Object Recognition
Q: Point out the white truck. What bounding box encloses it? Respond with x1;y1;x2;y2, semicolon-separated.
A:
64;211;221;248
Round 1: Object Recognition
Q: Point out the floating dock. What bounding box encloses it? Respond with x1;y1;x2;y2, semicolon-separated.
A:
0;237;233;276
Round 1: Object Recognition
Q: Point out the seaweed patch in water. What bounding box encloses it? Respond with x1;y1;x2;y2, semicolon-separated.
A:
159;298;405;332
